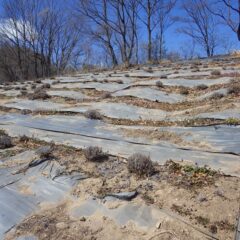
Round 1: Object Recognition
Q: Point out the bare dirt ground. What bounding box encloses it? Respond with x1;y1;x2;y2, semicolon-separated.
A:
2;138;239;240
0;55;240;240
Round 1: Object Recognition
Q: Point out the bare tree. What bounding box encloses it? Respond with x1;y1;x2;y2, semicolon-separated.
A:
77;0;139;67
109;0;139;66
157;0;177;60
180;39;196;59
178;0;219;57
138;0;160;62
137;0;176;62
77;0;119;66
0;0;82;81
1;0;40;79
207;1;240;41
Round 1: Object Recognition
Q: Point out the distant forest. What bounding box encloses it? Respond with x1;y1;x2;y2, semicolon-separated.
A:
0;0;239;81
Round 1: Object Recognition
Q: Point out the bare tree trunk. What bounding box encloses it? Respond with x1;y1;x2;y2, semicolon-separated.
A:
179;0;219;58
103;0;118;66
238;0;240;40
159;28;164;60
147;0;152;62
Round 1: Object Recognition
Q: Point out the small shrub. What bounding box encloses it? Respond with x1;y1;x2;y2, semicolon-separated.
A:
208;92;224;100
28;89;50;100
182;164;216;176
192;62;201;67
211;70;221;76
226;118;240;126
124;74;130;77
191;68;200;72
227;86;240;95
180;88;189;95
160;75;168;79
21;87;27;90
84;146;108;162
19;135;30;142
42;83;51;89
166;160;182;173
195;84;208;90
102;92;111;99
21;109;31;115
166;160;216;176
209;225;218;234
36;145;54;159
145;67;153;73
15;86;20;90
116;80;123;84
195;216;210;226
84;110;102;120
52;80;60;85
35;79;42;84
0;129;6;135
21;90;28;96
0;135;13;149
127;153;154;177
31;84;36;90
156;81;164;88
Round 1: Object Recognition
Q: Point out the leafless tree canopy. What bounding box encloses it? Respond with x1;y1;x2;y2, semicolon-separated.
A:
0;0;83;81
207;0;240;40
0;0;239;82
178;0;219;57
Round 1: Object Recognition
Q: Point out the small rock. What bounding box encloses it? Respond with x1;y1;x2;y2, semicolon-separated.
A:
196;193;207;202
209;224;218;234
80;216;86;221
214;188;224;197
106;191;138;201
156;221;161;229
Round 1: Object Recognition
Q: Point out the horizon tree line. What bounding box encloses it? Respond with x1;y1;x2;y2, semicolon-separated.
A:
0;0;239;82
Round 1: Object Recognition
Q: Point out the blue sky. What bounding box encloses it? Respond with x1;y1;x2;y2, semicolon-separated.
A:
163;2;239;56
0;0;239;57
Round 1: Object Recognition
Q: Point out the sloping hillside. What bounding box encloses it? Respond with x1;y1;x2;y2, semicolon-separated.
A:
0;55;240;240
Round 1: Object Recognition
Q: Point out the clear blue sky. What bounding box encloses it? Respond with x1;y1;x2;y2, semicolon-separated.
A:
163;2;239;56
0;0;239;57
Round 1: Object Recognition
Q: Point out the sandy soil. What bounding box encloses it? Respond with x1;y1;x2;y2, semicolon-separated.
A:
1;55;240;240
119;128;212;150
3;139;239;240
